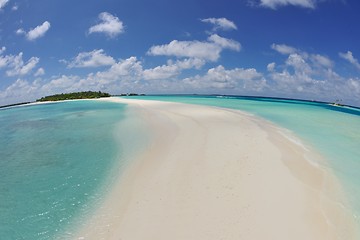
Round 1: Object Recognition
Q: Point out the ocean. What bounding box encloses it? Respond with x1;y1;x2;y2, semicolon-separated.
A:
1;95;359;239
0;100;148;239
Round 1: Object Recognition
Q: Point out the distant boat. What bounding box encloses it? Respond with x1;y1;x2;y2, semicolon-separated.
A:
331;99;344;107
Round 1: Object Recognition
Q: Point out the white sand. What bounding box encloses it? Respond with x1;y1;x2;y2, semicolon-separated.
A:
74;97;359;240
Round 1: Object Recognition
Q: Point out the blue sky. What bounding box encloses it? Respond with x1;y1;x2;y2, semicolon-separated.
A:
1;0;360;106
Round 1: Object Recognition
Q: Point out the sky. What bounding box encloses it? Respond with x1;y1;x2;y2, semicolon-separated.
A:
1;0;360;106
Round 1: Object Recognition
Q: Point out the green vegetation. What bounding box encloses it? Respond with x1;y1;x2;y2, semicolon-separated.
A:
36;91;111;102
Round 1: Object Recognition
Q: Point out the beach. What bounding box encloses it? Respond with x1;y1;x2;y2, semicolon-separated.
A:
75;97;358;240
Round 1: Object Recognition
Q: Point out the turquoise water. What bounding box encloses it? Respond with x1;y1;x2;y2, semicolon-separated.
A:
2;96;360;238
125;95;360;222
0;100;147;239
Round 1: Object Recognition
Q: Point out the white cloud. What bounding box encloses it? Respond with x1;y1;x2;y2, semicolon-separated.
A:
143;58;205;80
0;79;33;101
148;40;218;61
6;53;39;76
256;0;317;9
286;53;312;75
267;62;276;72
148;34;240;61
41;75;82;94
17;21;51;41
347;78;360;95
0;78;47;106
173;58;205;69
272;44;334;71
310;54;333;68
266;47;354;102
94;57;143;83
0;55;11;68
27;21;51;41
0;51;39;76
339;51;360;70
271;43;297;55
16;28;25;35
201;18;237;31
34;68;45;77
1;43;360;107
208;34;241;51
67;49;116;68
143;64;180;80
0;56;218;104
0;0;9;9
183;65;266;91
89;12;124;38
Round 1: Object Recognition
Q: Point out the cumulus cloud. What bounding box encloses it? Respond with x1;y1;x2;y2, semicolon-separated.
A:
148;34;240;61
27;21;51;40
148;40;218;61
0;54;11;68
183;65;266;91
0;79;35;104
271;43;297;55
0;51;39;76
67;49;116;68
15;28;25;35
1;54;265;105
89;12;124;38
93;57;143;83
254;0;317;9
6;53;39;76
1;43;360;107
286;53;312;75
143;64;180;81
41;75;83;94
339;51;360;70
310;54;333;68
267;62;276;72
143;58;205;80
0;0;9;9
201;18;237;31
208;34;241;51
347;78;360;95
17;21;51;41
272;43;333;69
34;68;45;77
266;45;357;102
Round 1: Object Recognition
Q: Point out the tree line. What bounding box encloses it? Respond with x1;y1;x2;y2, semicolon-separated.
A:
36;91;111;102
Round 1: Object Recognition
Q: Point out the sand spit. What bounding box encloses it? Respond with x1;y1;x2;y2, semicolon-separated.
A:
74;97;358;240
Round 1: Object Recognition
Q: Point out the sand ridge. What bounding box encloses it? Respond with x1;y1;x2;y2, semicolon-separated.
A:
74;97;358;240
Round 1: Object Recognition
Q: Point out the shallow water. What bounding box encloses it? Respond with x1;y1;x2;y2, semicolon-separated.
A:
1;96;359;238
126;95;360;224
0;100;148;239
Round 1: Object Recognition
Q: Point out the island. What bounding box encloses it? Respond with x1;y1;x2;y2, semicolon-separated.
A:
36;91;111;102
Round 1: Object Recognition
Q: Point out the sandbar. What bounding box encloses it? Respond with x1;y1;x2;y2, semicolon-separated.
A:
74;97;358;240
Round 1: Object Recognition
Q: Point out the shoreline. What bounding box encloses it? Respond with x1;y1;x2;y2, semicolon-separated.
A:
74;97;358;240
